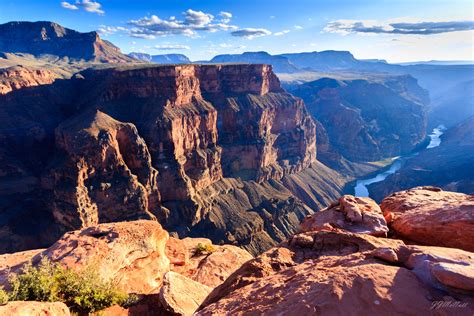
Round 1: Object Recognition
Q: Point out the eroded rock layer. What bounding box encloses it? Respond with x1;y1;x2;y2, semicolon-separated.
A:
0;64;329;254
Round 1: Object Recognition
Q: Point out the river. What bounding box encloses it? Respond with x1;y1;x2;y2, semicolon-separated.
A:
354;125;446;197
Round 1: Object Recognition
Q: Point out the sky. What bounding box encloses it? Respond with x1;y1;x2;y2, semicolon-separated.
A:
1;0;473;62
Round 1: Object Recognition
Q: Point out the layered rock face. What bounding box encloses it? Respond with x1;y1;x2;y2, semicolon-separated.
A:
198;190;474;315
0;64;326;254
0;65;59;94
291;75;428;163
0;21;134;63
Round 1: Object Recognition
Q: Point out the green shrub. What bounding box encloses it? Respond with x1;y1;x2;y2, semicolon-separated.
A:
194;243;215;256
6;256;129;314
56;265;128;313
8;257;61;302
0;287;8;305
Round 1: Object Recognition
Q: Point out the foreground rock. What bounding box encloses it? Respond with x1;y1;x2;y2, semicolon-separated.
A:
300;195;388;237
0;220;252;315
0;301;70;316
159;272;212;316
198;230;474;315
166;237;253;288
381;187;474;251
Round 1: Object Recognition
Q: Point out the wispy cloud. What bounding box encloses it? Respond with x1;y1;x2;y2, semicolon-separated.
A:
61;0;104;15
61;2;78;10
127;9;237;39
219;11;232;23
231;28;272;39
324;19;474;35
153;44;191;50
294;25;303;30
274;30;290;36
97;25;126;36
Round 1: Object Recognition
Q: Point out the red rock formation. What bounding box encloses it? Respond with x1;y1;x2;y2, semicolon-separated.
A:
198;231;474;315
300;195;389;237
0;301;70;316
0;64;321;254
0;66;59;95
48;111;161;230
380;186;474;251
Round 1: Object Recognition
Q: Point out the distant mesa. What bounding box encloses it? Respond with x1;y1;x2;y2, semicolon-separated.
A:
127;52;191;64
0;21;135;63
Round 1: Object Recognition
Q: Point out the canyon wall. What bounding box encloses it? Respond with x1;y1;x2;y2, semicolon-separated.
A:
0;64;335;254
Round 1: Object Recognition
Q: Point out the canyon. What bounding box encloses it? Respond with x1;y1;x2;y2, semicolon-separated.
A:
0;62;343;255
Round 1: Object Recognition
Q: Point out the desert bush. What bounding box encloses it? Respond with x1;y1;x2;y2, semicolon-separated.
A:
0;287;8;305
194;243;216;256
7;256;129;314
8;257;61;302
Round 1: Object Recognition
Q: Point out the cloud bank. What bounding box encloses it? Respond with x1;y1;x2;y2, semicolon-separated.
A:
325;19;474;35
231;28;272;39
127;9;237;39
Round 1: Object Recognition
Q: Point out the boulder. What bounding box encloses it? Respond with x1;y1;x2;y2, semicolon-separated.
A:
167;237;253;288
43;220;170;294
0;301;70;316
300;195;388;237
159;272;212;316
381;187;474;251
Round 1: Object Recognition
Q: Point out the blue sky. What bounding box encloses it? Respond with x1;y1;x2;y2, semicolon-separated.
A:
1;0;473;62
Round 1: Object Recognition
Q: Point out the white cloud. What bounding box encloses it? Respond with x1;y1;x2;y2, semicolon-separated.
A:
274;30;290;36
128;9;237;38
61;0;104;15
61;2;78;10
324;18;474;35
154;44;190;50
231;28;272;39
97;25;126;36
219;11;232;23
294;25;303;30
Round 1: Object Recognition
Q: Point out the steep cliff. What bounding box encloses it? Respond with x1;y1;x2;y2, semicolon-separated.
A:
0;64;341;254
291;75;428;163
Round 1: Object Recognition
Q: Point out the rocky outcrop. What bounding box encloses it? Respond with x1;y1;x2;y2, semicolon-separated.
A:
48;111;161;230
199;240;474;315
0;220;252;315
43;220;170;293
300;195;388;237
291;75;428;163
0;301;70;316
380;187;474;251
0;66;59;94
0;63;325;254
199;216;474;314
0;21;134;63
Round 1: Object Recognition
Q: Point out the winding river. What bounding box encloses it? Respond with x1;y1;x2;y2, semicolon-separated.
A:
354;125;446;197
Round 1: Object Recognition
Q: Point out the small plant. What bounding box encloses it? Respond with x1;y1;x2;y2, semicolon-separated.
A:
6;256;129;314
8;257;61;302
56;265;128;314
194;243;215;256
0;287;8;305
